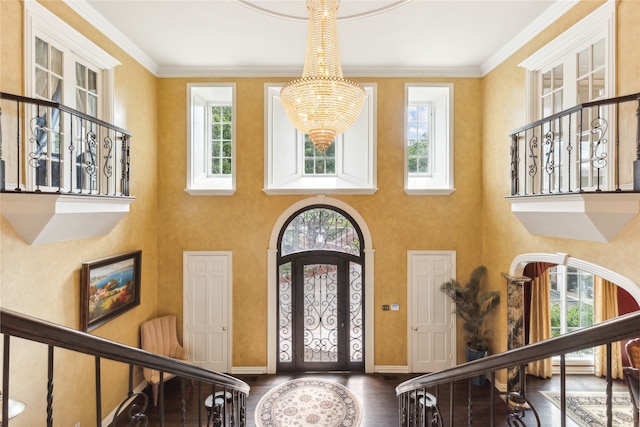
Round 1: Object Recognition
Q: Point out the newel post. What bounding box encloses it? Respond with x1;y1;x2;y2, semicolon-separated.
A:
502;273;532;401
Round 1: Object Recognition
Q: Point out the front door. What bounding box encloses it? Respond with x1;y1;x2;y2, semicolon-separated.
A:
295;256;348;371
276;205;365;372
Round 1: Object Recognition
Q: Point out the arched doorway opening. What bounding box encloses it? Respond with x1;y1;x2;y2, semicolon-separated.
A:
510;253;640;374
277;205;364;372
267;196;374;373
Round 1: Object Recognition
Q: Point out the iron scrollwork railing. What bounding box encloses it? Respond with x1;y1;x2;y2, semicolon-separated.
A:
1;309;249;427
508;93;640;196
396;310;640;426
0;92;131;196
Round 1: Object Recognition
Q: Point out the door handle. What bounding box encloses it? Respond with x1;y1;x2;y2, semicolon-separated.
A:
222;326;227;331
413;327;418;331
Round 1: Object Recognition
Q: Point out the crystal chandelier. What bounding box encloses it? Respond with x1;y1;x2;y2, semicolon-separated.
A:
280;0;366;153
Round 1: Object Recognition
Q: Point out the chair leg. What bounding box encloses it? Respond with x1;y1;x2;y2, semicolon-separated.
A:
152;383;159;407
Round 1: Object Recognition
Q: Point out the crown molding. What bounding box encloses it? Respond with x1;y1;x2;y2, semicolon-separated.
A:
62;0;160;75
65;0;577;79
157;65;483;79
480;0;580;76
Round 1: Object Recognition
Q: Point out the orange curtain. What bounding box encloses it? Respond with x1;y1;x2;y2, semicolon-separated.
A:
594;276;623;379
527;264;552;378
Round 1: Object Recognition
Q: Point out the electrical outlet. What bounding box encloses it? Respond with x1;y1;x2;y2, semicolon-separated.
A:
382;304;390;311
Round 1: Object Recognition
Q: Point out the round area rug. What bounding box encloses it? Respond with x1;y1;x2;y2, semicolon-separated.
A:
255;377;362;427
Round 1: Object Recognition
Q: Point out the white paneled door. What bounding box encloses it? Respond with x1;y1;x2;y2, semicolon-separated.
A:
408;251;456;373
183;252;231;372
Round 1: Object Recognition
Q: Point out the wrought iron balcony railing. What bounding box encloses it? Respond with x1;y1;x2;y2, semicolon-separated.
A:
0;92;131;196
508;93;640;196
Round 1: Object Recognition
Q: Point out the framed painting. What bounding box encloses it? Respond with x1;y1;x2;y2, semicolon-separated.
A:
80;250;141;331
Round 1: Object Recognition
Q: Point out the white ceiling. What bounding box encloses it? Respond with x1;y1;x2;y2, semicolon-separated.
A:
65;0;578;77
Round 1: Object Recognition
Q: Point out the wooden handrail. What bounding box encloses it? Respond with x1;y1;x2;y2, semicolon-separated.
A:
0;308;249;394
396;309;640;395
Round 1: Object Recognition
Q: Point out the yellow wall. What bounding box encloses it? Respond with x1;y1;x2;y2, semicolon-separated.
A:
156;76;484;367
0;1;159;426
1;0;639;424
481;0;640;361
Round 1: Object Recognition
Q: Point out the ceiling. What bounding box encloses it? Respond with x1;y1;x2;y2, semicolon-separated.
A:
65;0;578;78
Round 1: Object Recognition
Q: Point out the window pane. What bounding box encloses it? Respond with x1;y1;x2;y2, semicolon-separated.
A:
76;89;86;113
36;37;48;68
553;90;563;114
51;47;63;76
553;65;563;88
222;141;231;157
592;68;605;99
577;78;589;104
281;208;360;256
35;68;49;99
211;159;220;174
223;124;231;140
407;101;432;176
593;39;605;69
88;69;97;94
542;95;552;117
76;62;86;89
542;70;552;94
548;265;595;360
222;106;232;121
87;95;97;117
305;159;314;174
222;158;231;174
211;140;220;156
51;78;62;102
577;47;589;77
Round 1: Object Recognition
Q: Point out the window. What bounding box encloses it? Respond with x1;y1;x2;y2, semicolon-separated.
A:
305;136;335;175
520;1;615;192
264;84;377;195
25;1;119;193
186;84;236;195
549;265;594;361
404;84;454;195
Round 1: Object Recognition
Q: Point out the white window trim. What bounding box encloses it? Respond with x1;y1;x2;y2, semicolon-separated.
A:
24;0;119;122
404;83;455;196
264;83;377;195
519;0;616;123
185;83;237;196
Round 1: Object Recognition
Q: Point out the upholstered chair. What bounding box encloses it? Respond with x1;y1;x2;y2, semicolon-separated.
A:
626;338;640;369
140;315;189;406
623;367;640;427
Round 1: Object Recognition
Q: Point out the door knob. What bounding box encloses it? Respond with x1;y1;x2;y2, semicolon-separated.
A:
413;327;418;331
222;326;227;331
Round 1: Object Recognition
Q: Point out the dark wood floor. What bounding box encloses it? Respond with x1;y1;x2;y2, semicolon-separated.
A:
138;373;628;426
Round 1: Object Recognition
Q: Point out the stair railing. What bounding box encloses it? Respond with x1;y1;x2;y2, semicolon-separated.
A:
396;310;640;426
1;308;249;427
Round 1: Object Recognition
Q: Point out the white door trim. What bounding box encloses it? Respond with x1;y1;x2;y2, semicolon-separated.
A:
183;251;232;372
267;195;374;373
407;250;456;373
